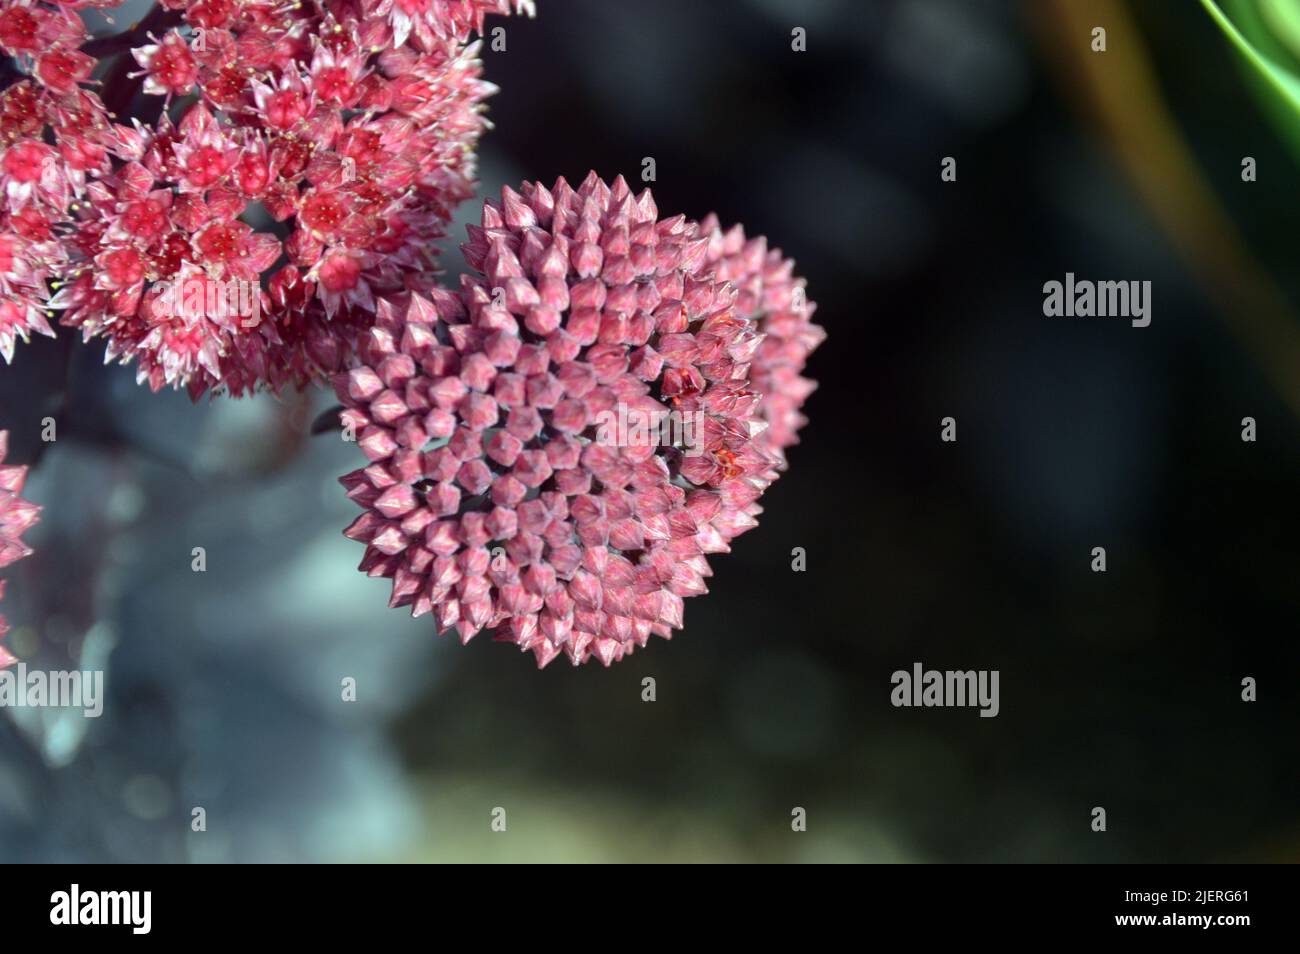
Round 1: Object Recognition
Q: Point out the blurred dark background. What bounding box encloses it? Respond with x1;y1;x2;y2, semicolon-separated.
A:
1;0;1298;862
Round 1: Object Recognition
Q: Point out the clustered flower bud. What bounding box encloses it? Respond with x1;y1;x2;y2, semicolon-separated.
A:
335;173;822;666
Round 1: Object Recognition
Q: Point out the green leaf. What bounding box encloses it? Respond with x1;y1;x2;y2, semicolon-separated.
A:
1202;0;1300;159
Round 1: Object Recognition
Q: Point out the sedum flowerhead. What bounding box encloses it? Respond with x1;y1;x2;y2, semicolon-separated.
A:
3;0;529;396
55;9;503;397
0;430;40;668
335;172;782;666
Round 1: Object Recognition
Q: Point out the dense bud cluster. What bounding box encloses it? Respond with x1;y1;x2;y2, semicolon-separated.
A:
335;174;822;666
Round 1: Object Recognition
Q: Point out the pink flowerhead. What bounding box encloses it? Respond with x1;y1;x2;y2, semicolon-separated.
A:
0;430;40;669
335;172;780;667
35;4;509;397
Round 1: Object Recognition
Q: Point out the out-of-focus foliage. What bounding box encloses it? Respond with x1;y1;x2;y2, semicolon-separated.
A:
1203;0;1300;160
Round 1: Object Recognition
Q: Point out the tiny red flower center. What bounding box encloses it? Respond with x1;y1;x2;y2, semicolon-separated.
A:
185;146;228;187
0;8;40;51
2;141;52;183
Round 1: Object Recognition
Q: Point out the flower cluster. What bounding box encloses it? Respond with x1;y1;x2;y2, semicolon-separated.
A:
1;4;824;671
1;0;531;395
0;430;40;668
335;173;821;666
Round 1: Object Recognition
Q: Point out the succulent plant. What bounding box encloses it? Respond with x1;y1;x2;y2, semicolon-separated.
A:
0;2;821;667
